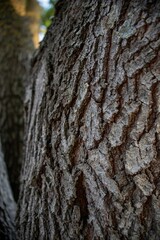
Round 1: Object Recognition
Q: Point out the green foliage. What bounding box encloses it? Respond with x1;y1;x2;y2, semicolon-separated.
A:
49;0;56;4
41;0;57;28
41;7;54;27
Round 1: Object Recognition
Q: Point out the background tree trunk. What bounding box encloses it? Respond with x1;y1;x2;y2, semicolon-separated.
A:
17;0;160;239
26;0;41;48
0;0;39;200
0;140;16;240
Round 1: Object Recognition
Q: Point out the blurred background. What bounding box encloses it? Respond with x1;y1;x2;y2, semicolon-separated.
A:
0;0;56;201
39;0;56;41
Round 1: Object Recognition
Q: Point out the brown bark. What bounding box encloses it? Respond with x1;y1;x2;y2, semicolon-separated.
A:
17;0;160;239
0;0;39;200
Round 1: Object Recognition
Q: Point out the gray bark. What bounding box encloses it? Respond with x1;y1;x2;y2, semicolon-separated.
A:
0;141;16;240
17;0;160;239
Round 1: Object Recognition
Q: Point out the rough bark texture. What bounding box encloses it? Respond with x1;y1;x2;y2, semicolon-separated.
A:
18;0;160;239
0;141;16;240
0;0;39;200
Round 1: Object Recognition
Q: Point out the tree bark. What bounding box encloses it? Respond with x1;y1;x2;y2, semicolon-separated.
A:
17;0;160;239
0;141;16;240
0;0;39;200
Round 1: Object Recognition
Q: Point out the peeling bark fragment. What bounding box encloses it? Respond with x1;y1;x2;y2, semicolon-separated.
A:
134;173;155;196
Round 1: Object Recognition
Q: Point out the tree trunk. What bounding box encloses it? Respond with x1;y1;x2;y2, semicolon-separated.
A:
0;0;39;200
17;0;160;239
0;141;16;240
